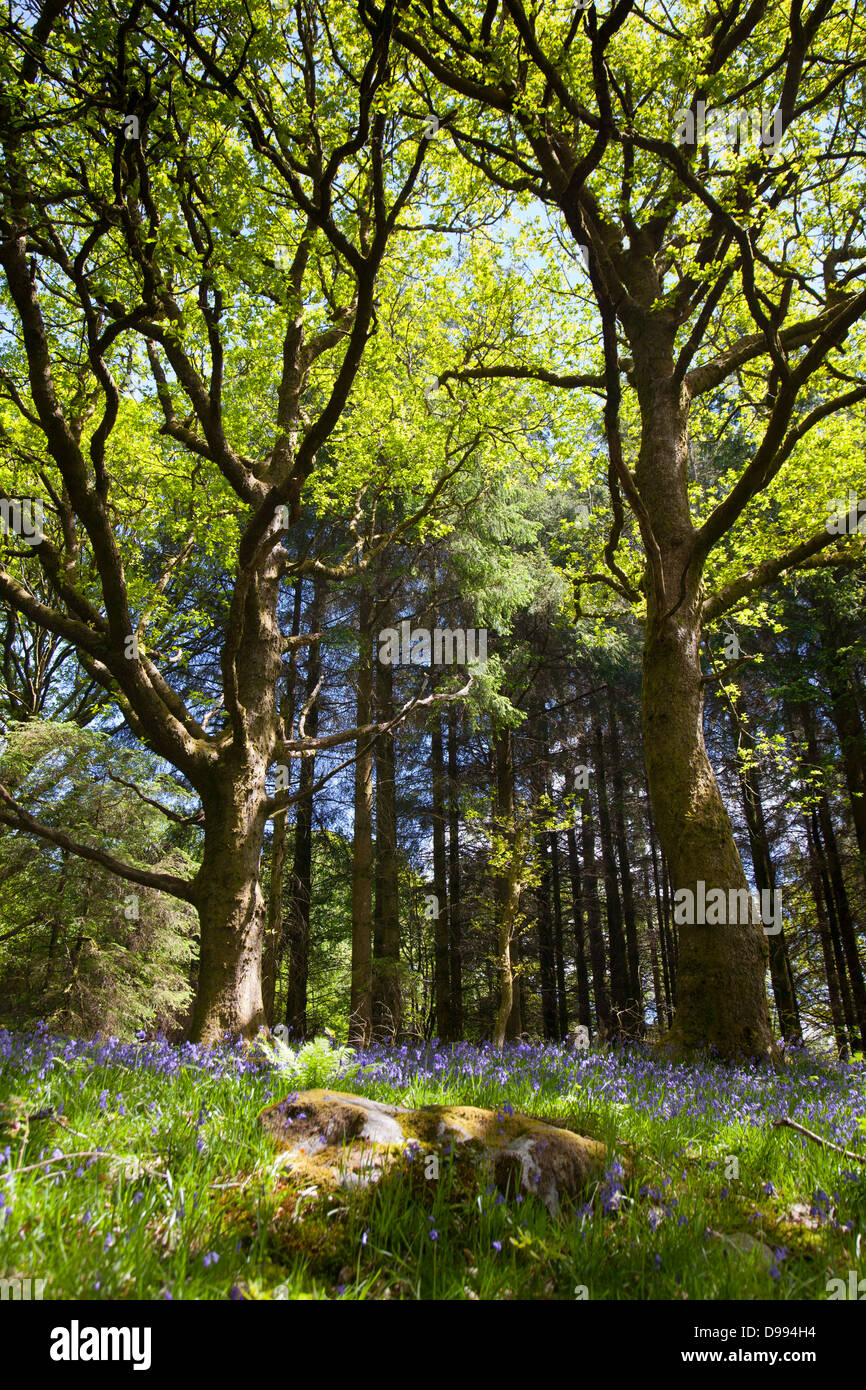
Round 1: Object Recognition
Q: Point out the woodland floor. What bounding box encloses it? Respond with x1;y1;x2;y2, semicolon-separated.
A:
1;1028;864;1301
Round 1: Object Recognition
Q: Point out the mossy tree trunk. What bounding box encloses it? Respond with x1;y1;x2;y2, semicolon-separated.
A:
191;757;271;1043
632;325;773;1058
642;565;772;1056
190;558;285;1045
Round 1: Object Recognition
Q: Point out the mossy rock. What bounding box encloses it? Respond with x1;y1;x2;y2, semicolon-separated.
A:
259;1089;615;1215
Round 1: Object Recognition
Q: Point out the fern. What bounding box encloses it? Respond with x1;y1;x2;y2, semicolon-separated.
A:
257;1032;361;1089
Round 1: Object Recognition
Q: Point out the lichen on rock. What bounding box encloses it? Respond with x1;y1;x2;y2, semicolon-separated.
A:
259;1089;616;1214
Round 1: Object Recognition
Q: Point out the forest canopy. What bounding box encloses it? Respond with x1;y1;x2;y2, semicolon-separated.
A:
0;0;864;1064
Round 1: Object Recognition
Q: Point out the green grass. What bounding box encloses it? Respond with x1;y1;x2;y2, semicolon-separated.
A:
1;1032;865;1300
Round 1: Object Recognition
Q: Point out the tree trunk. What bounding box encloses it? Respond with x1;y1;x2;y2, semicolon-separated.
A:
578;732;611;1036
804;813;850;1057
632;321;772;1057
284;581;323;1039
661;854;678;979
606;685;644;1033
262;576;303;1027
506;924;525;1040
545;739;569;1038
349;589;374;1044
642;568;772;1055
529;707;559;1039
797;700;866;1046
373;639;401;1040
550;828;569;1037
534;841;559;1039
730;693;801;1044
643;863;665;1033
565;784;592;1032
189;540;285;1043
432;712;453;1040
816;797;866;1045
493;727;522;1045
646;789;674;1026
811;810;859;1051
823;636;866;884
191;758;270;1042
447;706;463;1038
262;808;288;1028
592;705;632;1037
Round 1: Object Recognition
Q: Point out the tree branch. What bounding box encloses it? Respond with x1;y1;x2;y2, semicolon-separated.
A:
0;783;197;903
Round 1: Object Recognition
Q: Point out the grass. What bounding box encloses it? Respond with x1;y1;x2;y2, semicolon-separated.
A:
1;1027;865;1300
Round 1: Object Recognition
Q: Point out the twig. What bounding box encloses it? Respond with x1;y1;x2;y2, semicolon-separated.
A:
772;1118;866;1163
208;1175;255;1192
0;1148;158;1182
0;1150;110;1181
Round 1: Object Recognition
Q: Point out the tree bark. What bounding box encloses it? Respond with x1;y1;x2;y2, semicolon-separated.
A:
646;788;674;1026
730;692;801;1044
816;798;866;1046
191;756;270;1042
373;635;401;1040
823;629;866;885
550;830;568;1037
447;705;463;1038
642;565;772;1055
643;863;666;1034
284;580;323;1038
506;924;525;1040
578;732;611;1037
545;738;569;1038
797;700;866;1047
592;705;631;1037
804;813;850;1057
432;712;453;1040
190;554;285;1043
630;317;772;1057
262;576;303;1027
565;785;592;1032
536;835;559;1038
606;685;644;1033
349;589;375;1044
493;727;523;1045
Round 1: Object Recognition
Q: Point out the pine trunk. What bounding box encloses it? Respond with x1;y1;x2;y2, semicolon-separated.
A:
374;645;401;1040
349;590;375;1044
432;713;453;1040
